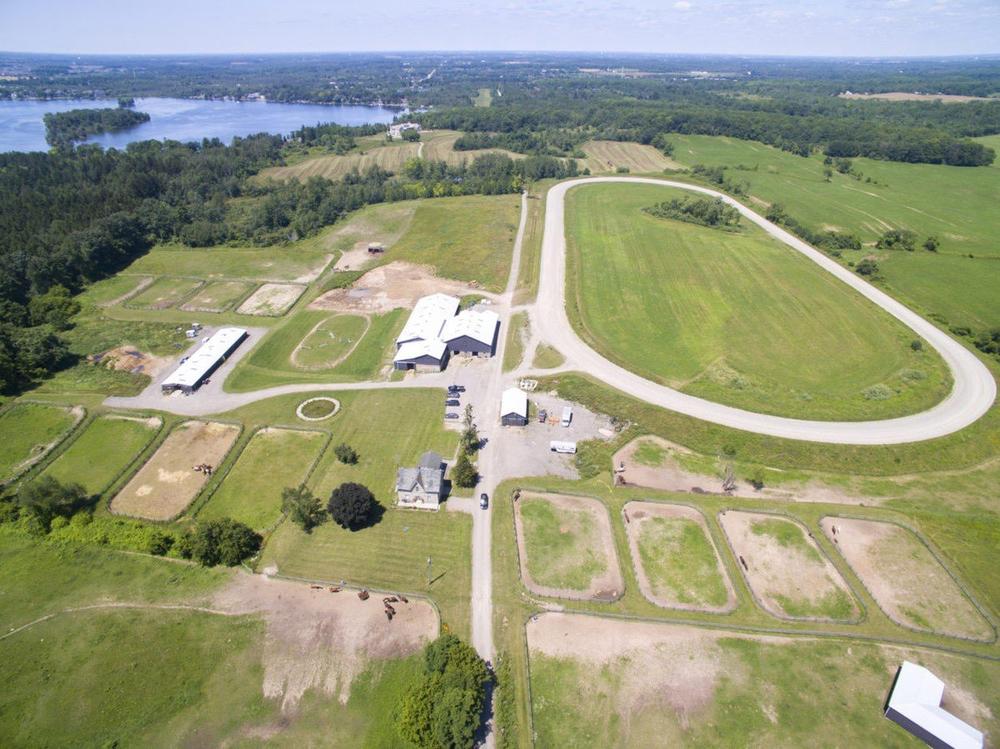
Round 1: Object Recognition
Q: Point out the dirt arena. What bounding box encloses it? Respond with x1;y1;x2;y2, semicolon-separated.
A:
822;517;993;641
719;510;859;622
514;493;624;602
237;283;306;316
110;420;240;520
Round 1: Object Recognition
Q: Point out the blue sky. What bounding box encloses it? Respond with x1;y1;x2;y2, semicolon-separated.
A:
1;0;998;56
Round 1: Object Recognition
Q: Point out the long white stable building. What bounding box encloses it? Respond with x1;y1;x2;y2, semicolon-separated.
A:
161;327;248;395
884;661;983;749
393;294;500;371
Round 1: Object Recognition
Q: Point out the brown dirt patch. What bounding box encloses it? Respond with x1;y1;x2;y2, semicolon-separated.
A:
237;283;306;316
111;421;240;520
821;517;993;640
623;501;736;613
213;572;437;712
309;261;488;315
513;492;624;602
92;346;172;380
719;511;859;622
614;435;869;505
839;91;991;103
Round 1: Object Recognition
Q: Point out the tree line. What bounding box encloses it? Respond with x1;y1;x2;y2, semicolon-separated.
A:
43;107;150;148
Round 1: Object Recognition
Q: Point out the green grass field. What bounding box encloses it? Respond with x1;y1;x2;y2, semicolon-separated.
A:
519;497;608;591
529;626;1000;748
226;309;404;390
180;280;254;311
635;514;729;608
293;314;369;369
532;344;565;369
386;194;521;291
75;274;151;307
503;311;529;372
0;403;78;483
124;244;333;283
198;428;327;530
669;134;1000;328
565;182;951;420
125;276;203;309
472;87;493;107
42;415;160;495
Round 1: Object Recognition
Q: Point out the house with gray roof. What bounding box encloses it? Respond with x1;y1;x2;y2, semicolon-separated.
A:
396;451;446;509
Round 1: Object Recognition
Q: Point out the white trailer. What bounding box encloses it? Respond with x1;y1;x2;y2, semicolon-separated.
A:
561;406;573;427
550;440;577;454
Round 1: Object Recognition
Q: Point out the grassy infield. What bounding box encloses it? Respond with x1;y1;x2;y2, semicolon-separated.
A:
3;133;1000;745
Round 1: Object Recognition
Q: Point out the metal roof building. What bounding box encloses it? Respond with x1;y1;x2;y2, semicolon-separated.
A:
440;309;500;356
884;661;983;749
501;387;529;426
393;338;450;371
395;293;461;349
161;327;248;394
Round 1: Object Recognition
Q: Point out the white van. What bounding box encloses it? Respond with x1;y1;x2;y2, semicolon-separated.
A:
561;406;573;427
550;440;577;454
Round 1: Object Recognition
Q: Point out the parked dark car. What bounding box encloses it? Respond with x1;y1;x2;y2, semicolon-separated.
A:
448;384;466;393
479;493;489;509
445;399;461;406
445;412;460;420
538;409;547;423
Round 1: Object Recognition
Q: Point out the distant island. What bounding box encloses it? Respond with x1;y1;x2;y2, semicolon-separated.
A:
43;106;150;148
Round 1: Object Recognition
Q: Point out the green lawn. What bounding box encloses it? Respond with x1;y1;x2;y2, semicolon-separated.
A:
519;497;608;591
125;276;203;309
532;344;565;369
226;308;404;390
635;514;729;608
42;415;161;496
670;134;1000;328
124;244;333;282
632;439;666;467
529;627;1000;748
75;274;151;307
503;311;529;372
565;182;951;420
472;87;493;107
293;314;370;369
198;428;327;530
0;403;78;482
388;194;521;292
180;280;254;311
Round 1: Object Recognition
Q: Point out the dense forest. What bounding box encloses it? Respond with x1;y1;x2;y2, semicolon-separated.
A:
43;107;150;148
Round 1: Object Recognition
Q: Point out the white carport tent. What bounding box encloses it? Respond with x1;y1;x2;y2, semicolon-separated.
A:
885;661;983;749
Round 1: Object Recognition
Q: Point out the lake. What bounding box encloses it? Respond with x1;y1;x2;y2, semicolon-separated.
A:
0;97;400;152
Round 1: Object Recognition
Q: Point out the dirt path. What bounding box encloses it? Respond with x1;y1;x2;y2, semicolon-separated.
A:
513;492;623;602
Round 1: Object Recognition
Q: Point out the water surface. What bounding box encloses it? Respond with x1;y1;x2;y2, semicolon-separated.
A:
0;97;398;152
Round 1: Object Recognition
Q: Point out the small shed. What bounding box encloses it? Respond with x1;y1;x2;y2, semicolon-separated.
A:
884;661;983;749
501;387;529;427
367;243;385;254
396;451;445;509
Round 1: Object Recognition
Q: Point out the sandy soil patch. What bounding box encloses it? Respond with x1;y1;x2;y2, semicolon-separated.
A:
111;421;240;520
821;517;993;640
92;345;173;380
309;261;488;315
839;91;992;103
623;502;735;613
237;283;306;316
513;492;623;601
213;572;437;713
719;511;859;622
614;435;868;505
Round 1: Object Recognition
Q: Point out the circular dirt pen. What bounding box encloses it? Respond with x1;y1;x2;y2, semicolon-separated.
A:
513;492;624;602
296;397;341;422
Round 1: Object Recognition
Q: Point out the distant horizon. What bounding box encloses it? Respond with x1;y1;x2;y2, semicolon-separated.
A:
2;0;999;58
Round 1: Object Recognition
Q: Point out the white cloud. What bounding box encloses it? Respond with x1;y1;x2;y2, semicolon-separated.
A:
674;0;692;9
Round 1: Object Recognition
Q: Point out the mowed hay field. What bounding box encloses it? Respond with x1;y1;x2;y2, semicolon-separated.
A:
821;517;993;640
111;421;240;520
670;134;1000;329
624;501;734;612
42;415;161;496
125;276;202;310
527;613;1000;748
720;511;858;622
292;314;370;369
515;493;623;601
565;183;951;420
258;389;471;633
579;140;681;174
124;244;333;283
199;427;326;530
179;280;253;312
0;403;80;483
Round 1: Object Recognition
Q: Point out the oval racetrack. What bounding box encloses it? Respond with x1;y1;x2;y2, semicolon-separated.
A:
535;177;996;445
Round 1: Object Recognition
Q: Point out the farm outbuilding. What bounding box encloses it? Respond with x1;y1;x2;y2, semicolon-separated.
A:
501;387;529;426
440;309;500;357
161;327;248;394
393;339;450;371
396;451;445;509
884;661;983;749
395;293;461;349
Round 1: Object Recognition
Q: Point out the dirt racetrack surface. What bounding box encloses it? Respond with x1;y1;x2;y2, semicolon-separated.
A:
513;492;623;602
623;502;736;613
214;573;437;712
309;261;490;314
